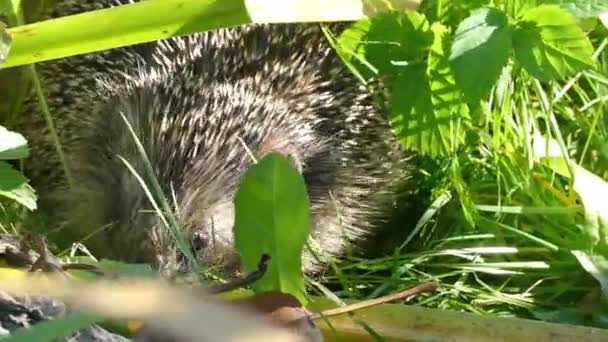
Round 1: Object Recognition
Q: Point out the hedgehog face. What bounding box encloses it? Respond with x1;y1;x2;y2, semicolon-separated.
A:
142;159;255;276
181;196;242;274
123;180;244;276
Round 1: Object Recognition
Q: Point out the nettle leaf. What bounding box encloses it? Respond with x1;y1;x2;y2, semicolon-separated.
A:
338;11;469;156
337;10;434;80
513;5;596;81
0;161;37;210
390;23;471;157
449;7;511;105
421;0;492;29
233;153;309;304
335;18;375;79
541;0;608;18
0;125;29;160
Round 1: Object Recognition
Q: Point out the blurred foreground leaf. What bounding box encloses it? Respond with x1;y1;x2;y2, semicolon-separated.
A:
1;0;421;69
4;312;105;342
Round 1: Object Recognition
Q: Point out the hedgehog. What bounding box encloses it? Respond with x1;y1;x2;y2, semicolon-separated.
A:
15;0;414;276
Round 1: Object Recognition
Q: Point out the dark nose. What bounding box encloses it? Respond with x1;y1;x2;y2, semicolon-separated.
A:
191;231;208;252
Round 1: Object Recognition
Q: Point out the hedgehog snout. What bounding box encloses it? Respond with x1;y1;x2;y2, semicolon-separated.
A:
169;195;241;273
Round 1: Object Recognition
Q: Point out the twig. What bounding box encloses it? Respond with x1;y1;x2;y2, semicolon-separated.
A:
313;282;438;320
24;233;108;277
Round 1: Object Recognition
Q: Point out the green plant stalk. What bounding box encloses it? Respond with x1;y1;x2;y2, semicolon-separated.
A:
118;112;202;275
7;0;74;188
2;0;421;69
28;65;74;188
9;0;25;24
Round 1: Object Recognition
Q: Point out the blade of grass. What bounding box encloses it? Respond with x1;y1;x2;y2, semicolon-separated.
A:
2;0;421;69
117;112;201;275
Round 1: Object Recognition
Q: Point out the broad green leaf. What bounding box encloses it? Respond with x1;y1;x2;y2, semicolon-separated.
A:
0;125;29;160
337;10;433;80
513;5;596;81
335;17;375;79
389;67;434;153
390;23;470;157
4;312;105;342
337;11;470;156
0;161;37;210
542;0;608;18
449;7;511;105
421;22;471;155
233;153;309;304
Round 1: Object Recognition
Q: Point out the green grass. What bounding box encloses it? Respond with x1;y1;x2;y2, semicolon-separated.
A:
319;20;608;331
314;4;608;332
3;0;608;340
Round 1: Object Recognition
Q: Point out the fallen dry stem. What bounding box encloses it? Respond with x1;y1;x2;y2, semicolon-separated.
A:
313;282;438;320
0;273;303;342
